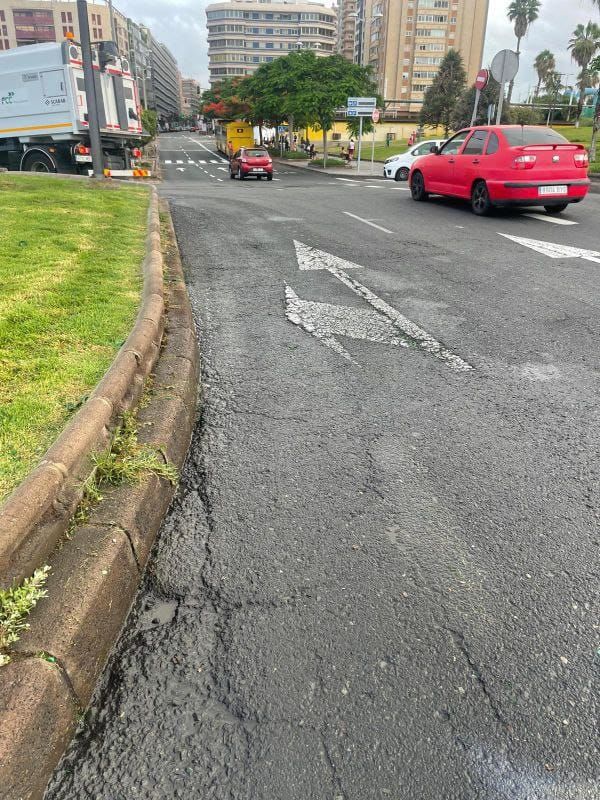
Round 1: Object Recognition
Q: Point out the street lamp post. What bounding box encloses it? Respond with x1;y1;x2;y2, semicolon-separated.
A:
76;0;104;177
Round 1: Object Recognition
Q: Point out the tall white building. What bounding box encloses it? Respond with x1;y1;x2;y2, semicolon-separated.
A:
206;0;337;84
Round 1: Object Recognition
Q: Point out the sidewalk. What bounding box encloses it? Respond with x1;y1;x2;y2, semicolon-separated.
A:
274;157;386;179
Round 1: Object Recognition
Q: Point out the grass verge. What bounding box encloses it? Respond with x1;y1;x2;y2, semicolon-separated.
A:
0;175;149;502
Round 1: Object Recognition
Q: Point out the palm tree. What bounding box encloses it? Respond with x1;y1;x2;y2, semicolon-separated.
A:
506;0;541;103
568;22;600;123
533;49;555;99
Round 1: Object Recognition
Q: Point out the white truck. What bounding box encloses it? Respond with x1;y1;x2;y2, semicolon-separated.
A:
0;40;144;174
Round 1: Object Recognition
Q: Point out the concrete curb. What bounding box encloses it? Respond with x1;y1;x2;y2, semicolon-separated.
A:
274;157;385;180
0;186;164;590
0;198;199;800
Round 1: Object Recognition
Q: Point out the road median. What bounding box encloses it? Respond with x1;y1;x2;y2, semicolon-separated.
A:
0;184;199;800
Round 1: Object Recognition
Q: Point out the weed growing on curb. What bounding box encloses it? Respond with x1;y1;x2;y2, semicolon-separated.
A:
0;566;50;666
92;411;178;487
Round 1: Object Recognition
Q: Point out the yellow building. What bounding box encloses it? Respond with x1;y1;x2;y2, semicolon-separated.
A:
351;0;489;109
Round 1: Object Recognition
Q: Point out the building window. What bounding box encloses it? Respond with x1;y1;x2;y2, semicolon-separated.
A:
0;10;4;21
98;28;102;38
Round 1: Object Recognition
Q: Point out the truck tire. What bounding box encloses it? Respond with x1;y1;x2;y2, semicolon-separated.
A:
21;150;57;173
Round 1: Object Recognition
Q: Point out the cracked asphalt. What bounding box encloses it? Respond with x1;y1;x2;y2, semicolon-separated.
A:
46;134;600;800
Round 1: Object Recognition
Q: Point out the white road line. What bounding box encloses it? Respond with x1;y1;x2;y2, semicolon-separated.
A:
176;160;183;164
210;159;220;163
217;166;227;171
217;178;224;182
390;187;410;191
521;213;578;226
273;178;281;181
194;140;229;162
188;160;195;164
199;160;207;164
164;160;172;164
343;211;393;235
365;185;384;189
336;177;361;183
209;174;216;178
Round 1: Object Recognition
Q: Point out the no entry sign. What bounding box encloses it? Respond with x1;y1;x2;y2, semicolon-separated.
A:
475;69;489;91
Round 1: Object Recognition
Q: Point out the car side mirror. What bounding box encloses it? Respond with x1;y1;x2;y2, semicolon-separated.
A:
430;145;440;155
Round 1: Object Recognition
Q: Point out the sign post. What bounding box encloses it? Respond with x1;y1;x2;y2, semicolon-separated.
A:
490;50;519;125
470;69;489;126
370;108;380;172
347;97;376;175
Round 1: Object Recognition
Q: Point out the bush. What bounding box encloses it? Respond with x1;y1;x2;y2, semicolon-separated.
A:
508;106;544;125
311;156;345;167
141;109;158;146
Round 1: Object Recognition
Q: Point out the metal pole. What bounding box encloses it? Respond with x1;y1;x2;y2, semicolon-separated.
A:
496;51;507;125
470;88;481;127
357;115;363;174
77;0;104;177
370;122;375;174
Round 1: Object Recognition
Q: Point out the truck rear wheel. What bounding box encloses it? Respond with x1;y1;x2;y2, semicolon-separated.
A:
21;151;56;173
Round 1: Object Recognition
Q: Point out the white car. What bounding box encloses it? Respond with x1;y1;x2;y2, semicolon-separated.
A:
383;139;446;181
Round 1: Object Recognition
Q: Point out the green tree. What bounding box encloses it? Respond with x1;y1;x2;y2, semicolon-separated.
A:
533;49;556;99
420;49;467;134
450;75;511;129
141;109;158;144
590;54;600;161
506;0;541;103
200;79;252;121
568;22;600;122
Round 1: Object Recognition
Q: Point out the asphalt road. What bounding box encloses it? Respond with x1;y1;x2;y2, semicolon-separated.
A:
47;133;600;800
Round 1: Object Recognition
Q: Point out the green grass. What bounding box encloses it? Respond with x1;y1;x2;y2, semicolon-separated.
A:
0;176;149;502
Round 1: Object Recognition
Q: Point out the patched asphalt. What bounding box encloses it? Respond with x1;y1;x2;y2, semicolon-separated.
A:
46;134;600;800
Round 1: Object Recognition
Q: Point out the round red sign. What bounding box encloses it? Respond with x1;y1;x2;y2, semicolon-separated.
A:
475;69;489;91
372;109;380;123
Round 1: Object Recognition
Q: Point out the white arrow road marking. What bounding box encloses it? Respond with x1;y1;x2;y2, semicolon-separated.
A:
499;233;600;262
285;287;409;364
342;212;393;235
292;241;473;371
521;213;577;226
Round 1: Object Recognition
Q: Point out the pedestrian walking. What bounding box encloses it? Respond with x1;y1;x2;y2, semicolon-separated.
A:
348;137;355;161
309;142;315;159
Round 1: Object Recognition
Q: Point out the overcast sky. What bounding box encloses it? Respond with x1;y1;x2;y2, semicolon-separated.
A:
115;0;600;98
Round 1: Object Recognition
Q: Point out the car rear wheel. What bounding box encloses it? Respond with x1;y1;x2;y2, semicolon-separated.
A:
238;168;244;180
410;171;428;201
471;181;492;216
22;151;56;173
395;166;409;182
267;174;273;181
544;204;568;215
229;170;235;179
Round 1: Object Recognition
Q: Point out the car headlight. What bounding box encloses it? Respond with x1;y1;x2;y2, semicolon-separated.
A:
384;157;399;164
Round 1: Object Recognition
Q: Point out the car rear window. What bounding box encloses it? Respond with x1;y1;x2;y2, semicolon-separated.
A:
502;127;569;146
244;149;268;157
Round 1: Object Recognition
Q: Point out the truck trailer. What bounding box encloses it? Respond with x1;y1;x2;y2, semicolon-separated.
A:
0;40;144;174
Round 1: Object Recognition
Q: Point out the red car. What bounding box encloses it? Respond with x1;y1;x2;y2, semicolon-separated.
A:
409;125;590;216
229;147;273;180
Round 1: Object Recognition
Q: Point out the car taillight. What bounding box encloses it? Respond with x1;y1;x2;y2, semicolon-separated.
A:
513;155;537;170
75;144;90;155
574;151;589;168
131;148;142;158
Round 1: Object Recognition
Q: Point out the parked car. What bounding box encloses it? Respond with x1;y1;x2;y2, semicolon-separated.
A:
383;139;445;181
229;147;273;180
409;125;590;215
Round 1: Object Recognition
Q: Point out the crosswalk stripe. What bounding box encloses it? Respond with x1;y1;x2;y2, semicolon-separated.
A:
164;160;172;164
521;213;578;226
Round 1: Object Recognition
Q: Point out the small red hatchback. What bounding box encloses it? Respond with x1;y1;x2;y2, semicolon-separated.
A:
409;125;590;216
229;147;273;181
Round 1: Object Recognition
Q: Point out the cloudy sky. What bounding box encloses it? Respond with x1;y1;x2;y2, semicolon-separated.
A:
116;0;600;97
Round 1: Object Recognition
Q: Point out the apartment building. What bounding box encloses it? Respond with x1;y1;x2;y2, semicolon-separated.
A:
336;0;356;62
0;0;129;54
352;0;489;107
141;25;181;121
206;0;337;84
181;77;202;118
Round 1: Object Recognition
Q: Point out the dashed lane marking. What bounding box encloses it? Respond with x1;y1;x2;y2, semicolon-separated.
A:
521;213;578;226
164;160;172;164
343;211;393;235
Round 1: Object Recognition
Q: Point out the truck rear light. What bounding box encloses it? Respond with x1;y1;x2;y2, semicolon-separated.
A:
513;154;536;170
131;148;142;158
574;151;589;168
75;144;90;155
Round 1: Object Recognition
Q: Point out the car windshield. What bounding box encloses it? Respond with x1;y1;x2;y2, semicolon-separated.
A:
502;127;569;146
244;150;268;158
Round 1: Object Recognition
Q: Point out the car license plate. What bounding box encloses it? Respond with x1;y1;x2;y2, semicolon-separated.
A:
75;155;92;163
539;185;568;196
251;168;264;172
